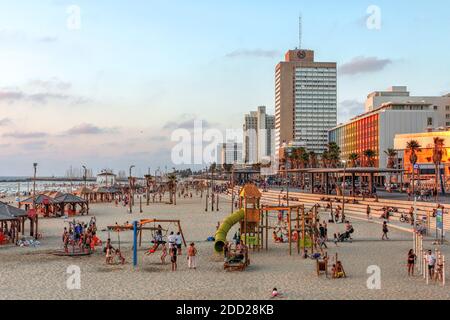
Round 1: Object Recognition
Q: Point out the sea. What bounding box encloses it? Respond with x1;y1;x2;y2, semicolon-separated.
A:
0;177;87;197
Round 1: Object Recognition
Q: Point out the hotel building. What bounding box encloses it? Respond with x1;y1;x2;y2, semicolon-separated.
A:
275;49;337;158
243;106;275;164
366;86;450;128
217;142;243;165
329;102;438;168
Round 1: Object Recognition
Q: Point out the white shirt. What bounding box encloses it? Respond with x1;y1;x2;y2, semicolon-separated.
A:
168;234;176;248
427;254;436;266
175;234;182;245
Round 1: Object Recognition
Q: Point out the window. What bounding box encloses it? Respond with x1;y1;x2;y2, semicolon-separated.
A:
427;118;433;126
446;106;450;111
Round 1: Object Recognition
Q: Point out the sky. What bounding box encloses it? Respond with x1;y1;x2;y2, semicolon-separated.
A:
0;0;450;176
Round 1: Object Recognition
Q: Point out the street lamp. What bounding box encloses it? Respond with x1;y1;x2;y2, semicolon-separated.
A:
129;165;135;213
82;165;87;189
32;163;38;239
341;160;347;220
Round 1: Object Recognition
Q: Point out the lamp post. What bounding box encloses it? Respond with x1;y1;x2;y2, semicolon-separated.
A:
231;165;235;213
341;160;347;219
129;165;135;213
82;165;87;189
32;163;38;239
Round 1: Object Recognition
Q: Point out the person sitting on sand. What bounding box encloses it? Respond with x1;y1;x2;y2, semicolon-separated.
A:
332;261;345;278
271;288;281;298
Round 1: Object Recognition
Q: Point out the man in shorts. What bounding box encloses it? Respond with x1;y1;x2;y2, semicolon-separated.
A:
176;232;182;255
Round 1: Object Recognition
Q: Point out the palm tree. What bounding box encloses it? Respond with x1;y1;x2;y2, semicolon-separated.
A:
308;151;318;168
406;140;421;195
327;142;341;168
363;149;377;167
384;149;398;169
384;148;398;186
432;137;445;200
321;151;330;168
300;150;310;187
348;153;360;168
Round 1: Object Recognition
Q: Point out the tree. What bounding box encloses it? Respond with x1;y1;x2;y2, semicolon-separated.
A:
406;140;421;195
327;142;341;168
363;149;377;167
308;151;318;168
321;151;330;168
432;137;445;200
384;148;398;185
348;153;360;168
384;149;398;169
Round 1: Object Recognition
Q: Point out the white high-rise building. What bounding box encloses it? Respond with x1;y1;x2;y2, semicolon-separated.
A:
275;49;337;157
217;142;243;165
243;106;275;164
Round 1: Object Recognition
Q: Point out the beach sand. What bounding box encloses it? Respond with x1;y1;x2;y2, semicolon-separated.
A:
1;194;449;300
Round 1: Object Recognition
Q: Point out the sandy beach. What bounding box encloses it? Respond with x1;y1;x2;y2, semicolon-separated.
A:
1;193;449;300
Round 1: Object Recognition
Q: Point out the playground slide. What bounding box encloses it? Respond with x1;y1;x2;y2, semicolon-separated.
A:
214;209;244;252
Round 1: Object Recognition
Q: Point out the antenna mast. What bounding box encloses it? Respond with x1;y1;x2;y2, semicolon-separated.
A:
298;14;302;49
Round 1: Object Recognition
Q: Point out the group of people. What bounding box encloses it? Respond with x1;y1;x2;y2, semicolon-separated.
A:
146;227;197;271
62;217;101;253
223;240;248;264
407;249;444;282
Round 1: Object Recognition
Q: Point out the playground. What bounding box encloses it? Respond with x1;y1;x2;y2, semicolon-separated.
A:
0;188;449;300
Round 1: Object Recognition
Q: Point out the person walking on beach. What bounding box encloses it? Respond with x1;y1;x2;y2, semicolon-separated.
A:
170;247;177;271
168;231;176;250
187;242;197;269
382;221;389;240
407;249;416;276
176;232;182;255
427;250;436;280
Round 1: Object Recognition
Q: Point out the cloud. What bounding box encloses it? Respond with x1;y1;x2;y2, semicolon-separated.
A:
163;118;211;130
63;123;119;135
3;131;49;139
28;78;71;91
340;56;392;76
225;49;279;59
0;118;12;126
338;100;365;122
0;89;89;105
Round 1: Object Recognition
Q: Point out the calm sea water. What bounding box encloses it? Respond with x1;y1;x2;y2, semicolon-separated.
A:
0;177;87;196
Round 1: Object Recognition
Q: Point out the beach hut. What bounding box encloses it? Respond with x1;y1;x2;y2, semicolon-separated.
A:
0;202;31;244
74;186;93;201
53;193;89;216
19;194;57;217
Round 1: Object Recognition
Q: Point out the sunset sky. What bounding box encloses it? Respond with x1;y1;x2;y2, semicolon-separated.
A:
1;0;449;176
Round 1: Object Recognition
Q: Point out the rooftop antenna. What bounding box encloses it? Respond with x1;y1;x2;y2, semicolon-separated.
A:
298;13;302;49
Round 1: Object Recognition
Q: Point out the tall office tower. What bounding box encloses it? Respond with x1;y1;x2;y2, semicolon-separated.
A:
275;49;337;158
243;106;275;164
